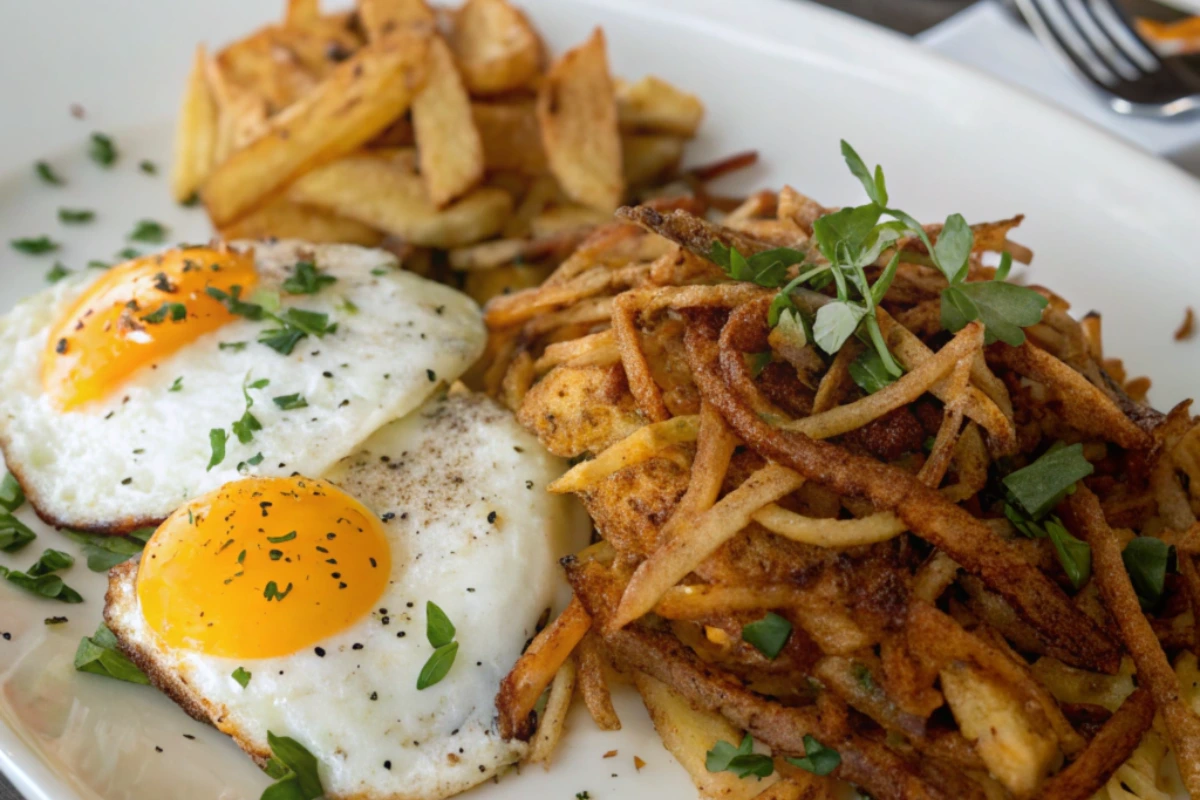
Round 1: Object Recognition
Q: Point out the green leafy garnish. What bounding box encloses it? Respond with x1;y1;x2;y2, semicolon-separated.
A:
1003;443;1095;519
74;623;149;684
785;735;841;776
207;286;265;320
426;601;456;648
128;219;167;243
282;261;336;295
0;471;24;512
709;243;807;288
207;428;228;471
89;132;118;166
0;510;36;553
417;601;459;689
267;531;297;544
141;302;187;324
264;581;294;602
705;734;774;780
115;247;141;260
258;309;337;356
261;731;324;800
849;346;902;395
64;528;151;572
741;612;792;660
1045;518;1092;591
58;208;94;224
35;161;64;185
220;341;248;351
46;263;72;283
232;667;252;688
1123;537;1170;610
88;259;110;270
11;236;59;255
169;376;183;392
0;548;83;603
747;351;773;379
273;394;308;410
139;160;158;175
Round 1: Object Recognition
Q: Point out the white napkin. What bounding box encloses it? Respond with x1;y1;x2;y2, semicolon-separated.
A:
918;0;1200;174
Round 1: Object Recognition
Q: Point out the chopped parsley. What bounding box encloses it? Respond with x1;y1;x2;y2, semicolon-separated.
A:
705;735;774;780
58;208;94;224
267;531;297;544
141;302;187;324
273;393;308;410
46;263;72;283
282;261;336;295
128;219;168;244
741;612;792;660
232;666;252;688
74;623;150;684
1123;537;1171;610
262;731;324;799
0;471;25;512
115;247;141;260
264;581;294;602
417;602;459;689
138;159;158;175
0;548;83;603
64;528;151;572
207;286;335;355
0;510;36;553
11;236;59;255
88;132;118;167
219;341;248;352
786;735;841;776
169;376;183;392
35;161;64;185
207;428;228;471
87;259;110;270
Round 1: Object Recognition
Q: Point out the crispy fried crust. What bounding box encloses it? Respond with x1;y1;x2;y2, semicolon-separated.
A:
1039;688;1155;800
615;206;785;262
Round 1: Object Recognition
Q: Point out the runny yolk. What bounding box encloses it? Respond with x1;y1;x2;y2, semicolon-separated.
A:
40;247;258;410
137;477;392;660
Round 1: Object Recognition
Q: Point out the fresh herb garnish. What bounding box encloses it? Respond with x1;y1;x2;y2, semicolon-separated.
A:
264;581;294;602
747;351;773;379
232;666;252;688
115;247;141;260
89;133;118;166
74;623;150;684
267;531;297;544
282;261;336;295
0;548;83;603
0;471;24;512
58;208;94;224
0;510;36;553
139;159;158;175
128;219;168;243
849;347;902;395
238;453;265;472
261;731;324;800
207;428;228;471
259;309;337;356
786;735;841;776
220;341;248;351
11;236;59;255
87;259;110;270
273;393;308;410
705;734;774;780
1044;517;1092;591
64;528;151;572
46;263;72;283
741;612;792;660
141;302;187;324
417;602;459;689
169;376;183;392
1123;537;1171;610
207;285;265;320
35;161;64;185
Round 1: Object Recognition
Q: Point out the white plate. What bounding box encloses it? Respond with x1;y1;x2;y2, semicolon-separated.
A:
1;1;1199;799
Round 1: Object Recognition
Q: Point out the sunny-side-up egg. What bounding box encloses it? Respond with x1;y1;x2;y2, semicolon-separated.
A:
105;390;590;800
0;240;484;531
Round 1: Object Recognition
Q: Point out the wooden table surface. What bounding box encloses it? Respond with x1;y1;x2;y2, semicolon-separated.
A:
0;2;972;800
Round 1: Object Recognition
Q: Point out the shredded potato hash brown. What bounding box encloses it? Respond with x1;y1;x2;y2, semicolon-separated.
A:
482;182;1200;800
174;0;743;309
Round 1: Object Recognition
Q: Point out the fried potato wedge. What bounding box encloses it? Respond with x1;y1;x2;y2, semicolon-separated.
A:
357;0;436;40
270;16;364;78
203;29;430;226
285;0;321;27
205;57;271;165
616;76;704;137
634;672;777;799
537;29;624;213
622;134;684;187
216;29;317;112
288;152;512;247
472;101;547;174
448;0;541;95
219;198;383;246
413;36;485;206
171;45;219;202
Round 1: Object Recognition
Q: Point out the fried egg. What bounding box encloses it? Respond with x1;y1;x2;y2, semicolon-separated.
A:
0;240;485;531
105;390;588;800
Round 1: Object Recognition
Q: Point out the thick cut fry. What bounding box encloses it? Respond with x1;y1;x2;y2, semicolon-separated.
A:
1039;689;1155;800
622;134;684;186
203;30;430;226
612;464;805;630
526;656;577;767
216;28;317;111
549;415;699;493
537;29;624;213
576;635;620;731
634;672;777;800
357;0;435;39
1068;486;1200;795
171;45;219;202
449;0;541;95
615;76;704;137
495;597;591;740
288;153;512;247
413;36;484;207
285;0;321;26
219;198;383;246
472;101;547;174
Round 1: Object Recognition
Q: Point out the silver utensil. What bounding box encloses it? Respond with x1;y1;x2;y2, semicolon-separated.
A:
1014;0;1200;117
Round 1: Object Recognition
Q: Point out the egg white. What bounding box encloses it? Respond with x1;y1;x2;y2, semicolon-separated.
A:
0;240;485;531
105;390;590;800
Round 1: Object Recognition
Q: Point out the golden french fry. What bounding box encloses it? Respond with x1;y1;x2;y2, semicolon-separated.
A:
634;672;776;800
615;75;704;137
357;0;436;40
622;134;684;186
503;174;559;237
216;29;317;111
171;45;219;202
448;0;541;95
472;101;547;174
537;29;624;213
288;152;512;247
413;36;484;207
202;29;430;227
464;263;555;307
285;0;321;27
219;198;383;246
526;656;577;767
272;16;364;78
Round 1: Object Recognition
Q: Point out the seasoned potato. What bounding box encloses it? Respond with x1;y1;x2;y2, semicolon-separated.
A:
171;45;219;202
413;36;485;206
616;75;704;137
218;198;384;246
448;0;541;95
357;0;436;40
472;101;547;174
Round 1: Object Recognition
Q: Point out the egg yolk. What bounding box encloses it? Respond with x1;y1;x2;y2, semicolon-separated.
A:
136;477;392;659
41;247;258;410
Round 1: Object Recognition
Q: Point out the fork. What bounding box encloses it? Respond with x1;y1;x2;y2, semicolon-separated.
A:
1013;0;1200;117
